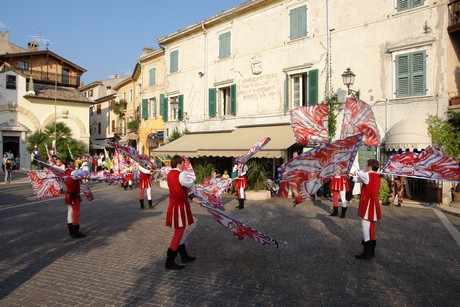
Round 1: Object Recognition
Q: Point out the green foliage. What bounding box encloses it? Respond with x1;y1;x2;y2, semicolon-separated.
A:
26;122;86;162
325;95;339;142
168;127;185;142
113;99;127;118
428;114;460;161
378;175;390;203
127;119;141;132
194;162;215;184
247;159;268;191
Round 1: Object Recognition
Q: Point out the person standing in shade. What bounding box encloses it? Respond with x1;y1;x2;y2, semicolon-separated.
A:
138;164;154;209
329;174;350;218
64;159;86;238
165;155;196;270
352;159;381;260
389;175;406;207
233;162;248;209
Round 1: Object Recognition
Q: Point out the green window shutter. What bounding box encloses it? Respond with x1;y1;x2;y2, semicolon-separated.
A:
178;95;184;121
308;69;318;105
290;5;307;40
208;88;216;117
411;51;426;96
284;74;289;113
142;99;149;119
413;0;424;8
159;94;168;122
397;0;409;11
230;84;236;116
396;54;410;98
219;32;231;59
170;50;178;73
149;67;156;86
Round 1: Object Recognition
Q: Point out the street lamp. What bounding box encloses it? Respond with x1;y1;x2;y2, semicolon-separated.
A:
341;67;358;97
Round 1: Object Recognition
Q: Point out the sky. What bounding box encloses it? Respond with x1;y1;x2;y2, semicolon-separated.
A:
0;0;246;84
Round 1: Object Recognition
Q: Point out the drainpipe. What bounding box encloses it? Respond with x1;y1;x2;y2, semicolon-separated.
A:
326;0;331;99
137;58;143;154
202;22;208;119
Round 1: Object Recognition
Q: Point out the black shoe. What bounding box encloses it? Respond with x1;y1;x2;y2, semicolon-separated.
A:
330;207;339;216
340;207;347;218
178;244;196;263
355;241;372;260
165;248;185;270
148;199;153;209
140;199;145;209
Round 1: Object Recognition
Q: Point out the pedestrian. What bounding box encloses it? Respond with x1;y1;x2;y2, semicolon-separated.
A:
92;153;99;172
14;156;20;170
222;169;230;193
2;153;7;178
138;164;154;209
233;162;248;209
4;157;14;183
165;155;196;270
389;175;406;207
329;174;350;218
64;159;86;238
352;159;381;260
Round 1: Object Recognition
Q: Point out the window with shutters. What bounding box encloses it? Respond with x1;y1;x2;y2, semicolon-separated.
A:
287;69;318;108
397;0;424;12
219;31;231;60
150;97;157;119
170;50;179;73
209;84;236;117
6;75;16;90
111;120;115;133
97;104;101;114
167;95;184;121
289;5;308;41
395;51;426;98
149;67;156;86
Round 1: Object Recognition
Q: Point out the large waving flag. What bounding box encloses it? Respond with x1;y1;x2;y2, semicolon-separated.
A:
234;137;271;164
290;105;329;145
278;134;362;205
197;198;279;248
340;97;380;146
381;146;460;182
27;170;63;199
191;177;234;210
108;142;155;169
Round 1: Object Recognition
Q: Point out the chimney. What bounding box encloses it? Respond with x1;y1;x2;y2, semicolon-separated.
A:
0;31;9;41
27;41;39;51
27;77;35;95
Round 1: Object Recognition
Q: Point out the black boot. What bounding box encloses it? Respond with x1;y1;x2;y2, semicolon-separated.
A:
130;185;133;190
148;199;153;209
71;224;86;238
124;185;127;191
370;240;376;257
330;207;339;216
178;244;196;263
140;199;145;209
67;223;73;237
355;240;372;260
165;248;185;270
237;199;244;209
340;207;347;218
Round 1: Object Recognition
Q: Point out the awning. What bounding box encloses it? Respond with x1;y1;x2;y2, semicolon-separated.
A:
384;119;431;151
152;124;296;159
119;132;138;145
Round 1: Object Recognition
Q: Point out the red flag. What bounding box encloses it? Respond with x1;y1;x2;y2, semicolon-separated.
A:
278;134;362;205
382;146;460;181
340;97;380;146
290;105;329;145
235;137;271;164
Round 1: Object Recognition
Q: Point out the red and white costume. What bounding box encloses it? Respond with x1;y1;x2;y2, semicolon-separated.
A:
233;163;248;200
166;168;194;228
355;171;381;241
330;175;350;208
64;168;82;225
138;165;152;205
124;163;133;188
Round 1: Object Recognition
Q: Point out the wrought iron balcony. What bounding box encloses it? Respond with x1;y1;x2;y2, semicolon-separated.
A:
448;0;460;33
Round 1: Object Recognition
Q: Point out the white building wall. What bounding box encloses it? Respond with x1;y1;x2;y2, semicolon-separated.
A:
160;0;451;143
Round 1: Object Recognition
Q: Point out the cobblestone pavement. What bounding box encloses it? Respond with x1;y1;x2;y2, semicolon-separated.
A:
1;174;460;306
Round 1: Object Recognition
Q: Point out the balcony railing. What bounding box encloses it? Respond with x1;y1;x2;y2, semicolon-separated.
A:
8;67;81;87
448;0;460;33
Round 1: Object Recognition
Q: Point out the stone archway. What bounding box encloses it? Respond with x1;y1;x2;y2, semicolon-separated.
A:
0;105;41;130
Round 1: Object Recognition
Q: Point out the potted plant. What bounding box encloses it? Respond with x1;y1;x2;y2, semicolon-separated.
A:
245;159;271;200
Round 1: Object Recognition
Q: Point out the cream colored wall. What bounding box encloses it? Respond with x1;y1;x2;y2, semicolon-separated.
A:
0;72;90;169
160;0;451;141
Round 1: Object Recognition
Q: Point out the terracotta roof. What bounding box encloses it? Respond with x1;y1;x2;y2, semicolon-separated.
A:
24;83;93;104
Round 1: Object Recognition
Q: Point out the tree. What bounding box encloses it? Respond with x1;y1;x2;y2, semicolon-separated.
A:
27;122;87;161
113;99;127;119
428;113;460;161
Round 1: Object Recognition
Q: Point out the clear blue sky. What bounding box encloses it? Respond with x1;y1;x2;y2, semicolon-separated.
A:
0;0;246;84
